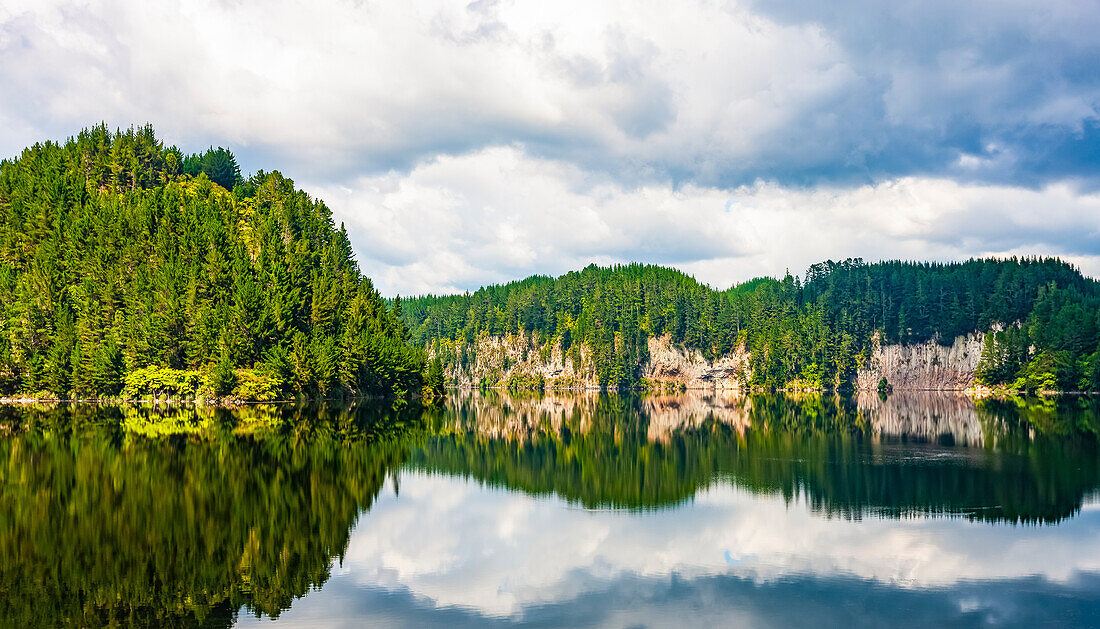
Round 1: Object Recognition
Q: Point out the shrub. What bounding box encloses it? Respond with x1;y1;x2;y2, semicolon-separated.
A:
507;371;545;390
203;355;238;397
123;367;202;397
232;369;284;401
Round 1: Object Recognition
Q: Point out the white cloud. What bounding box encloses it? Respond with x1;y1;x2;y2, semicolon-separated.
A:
307;147;1100;295
0;0;890;183
3;0;1099;295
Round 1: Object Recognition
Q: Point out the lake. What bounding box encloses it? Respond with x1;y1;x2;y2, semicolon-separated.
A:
2;391;1099;627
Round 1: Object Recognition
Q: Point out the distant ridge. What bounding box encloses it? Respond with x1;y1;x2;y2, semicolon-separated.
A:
404;258;1100;392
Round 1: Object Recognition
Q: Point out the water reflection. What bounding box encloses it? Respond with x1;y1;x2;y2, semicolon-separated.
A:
0;402;422;628
253;473;1100;625
0;393;1098;627
414;390;1100;522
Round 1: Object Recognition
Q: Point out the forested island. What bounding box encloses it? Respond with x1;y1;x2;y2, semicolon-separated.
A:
0;125;429;401
404;259;1100;392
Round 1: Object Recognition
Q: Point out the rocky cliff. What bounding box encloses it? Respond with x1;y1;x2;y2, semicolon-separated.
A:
442;333;601;389
442;333;749;390
855;333;984;391
441;332;985;391
641;335;750;390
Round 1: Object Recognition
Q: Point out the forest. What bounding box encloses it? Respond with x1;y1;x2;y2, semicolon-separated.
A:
403;259;1100;391
0;124;427;400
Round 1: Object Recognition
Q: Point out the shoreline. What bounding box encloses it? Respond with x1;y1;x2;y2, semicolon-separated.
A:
438;385;1099;396
2;386;1095;406
0;394;423;406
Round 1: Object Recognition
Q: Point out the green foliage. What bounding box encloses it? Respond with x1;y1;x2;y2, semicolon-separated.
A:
1013;351;1082;393
123;366;201;397
204;353;238;397
233;368;283;401
405;258;1100;391
0;124;424;400
425;356;445;398
181;145;242;190
506;370;545;390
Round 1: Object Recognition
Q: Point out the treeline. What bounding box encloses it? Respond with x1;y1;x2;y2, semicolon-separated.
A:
403;259;1100;391
0;124;425;400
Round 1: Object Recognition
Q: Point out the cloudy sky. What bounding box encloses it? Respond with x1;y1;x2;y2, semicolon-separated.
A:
2;1;1099;295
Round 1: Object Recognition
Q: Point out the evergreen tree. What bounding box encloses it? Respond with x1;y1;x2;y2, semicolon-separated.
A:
404;258;1100;391
0;125;426;400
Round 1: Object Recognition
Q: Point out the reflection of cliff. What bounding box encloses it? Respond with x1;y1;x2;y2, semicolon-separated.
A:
435;389;601;442
642;391;752;442
438;389;756;443
855;391;986;446
0;403;419;628
440;390;992;445
412;391;1100;523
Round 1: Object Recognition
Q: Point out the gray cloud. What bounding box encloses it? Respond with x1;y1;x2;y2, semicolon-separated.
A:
7;0;1095;188
3;0;1099;295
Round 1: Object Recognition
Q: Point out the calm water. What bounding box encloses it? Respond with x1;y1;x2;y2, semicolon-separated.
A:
2;392;1099;627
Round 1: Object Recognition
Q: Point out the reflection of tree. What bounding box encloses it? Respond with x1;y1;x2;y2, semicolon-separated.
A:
0;403;422;628
412;392;1100;524
1;394;1096;626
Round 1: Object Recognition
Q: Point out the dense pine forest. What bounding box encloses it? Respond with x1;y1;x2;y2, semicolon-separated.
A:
0;124;425;400
403;259;1100;391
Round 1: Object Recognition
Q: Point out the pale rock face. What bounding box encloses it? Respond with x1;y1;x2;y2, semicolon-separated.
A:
443;332;601;389
441;332;985;391
641;335;750;390
855;333;984;391
442;333;750;390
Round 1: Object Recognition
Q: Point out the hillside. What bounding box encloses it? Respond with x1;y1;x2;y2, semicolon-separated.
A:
404;260;1100;392
0;125;424;400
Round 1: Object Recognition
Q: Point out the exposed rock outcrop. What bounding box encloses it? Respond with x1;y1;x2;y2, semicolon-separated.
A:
642;335;750;390
443;333;750;390
441;331;985;391
855;333;984;391
443;333;601;389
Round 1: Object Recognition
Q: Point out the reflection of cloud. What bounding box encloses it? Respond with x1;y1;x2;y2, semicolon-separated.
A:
237;568;1100;628
325;472;1100;619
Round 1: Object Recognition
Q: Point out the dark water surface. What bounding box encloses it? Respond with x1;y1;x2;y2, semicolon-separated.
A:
2;392;1099;627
